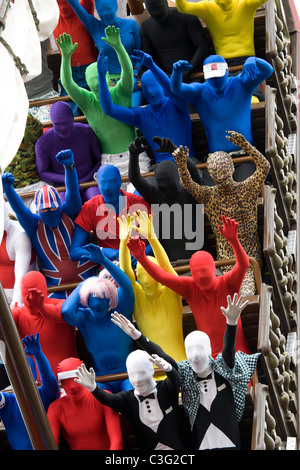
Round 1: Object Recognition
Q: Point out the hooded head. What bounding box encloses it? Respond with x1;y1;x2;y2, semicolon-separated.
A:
136;257;162;296
184;330;212;376
50;101;74;139
206;151;234;185
79;275;118;318
34;185;62;228
21;271;48;311
145;0;169;22
57;357;87;401
96;164;122;206
56;0;75;19
203;55;229;92
189;251;217;290
126;350;156;395
155;160;181;200
141;70;166;107
95;0;118;25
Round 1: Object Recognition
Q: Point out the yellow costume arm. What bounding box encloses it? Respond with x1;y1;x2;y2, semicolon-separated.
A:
175;0;212;18
118;216;137;288
133;211;177;276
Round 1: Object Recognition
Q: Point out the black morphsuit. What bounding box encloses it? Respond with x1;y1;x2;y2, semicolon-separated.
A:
140;0;209;81
129;136;203;262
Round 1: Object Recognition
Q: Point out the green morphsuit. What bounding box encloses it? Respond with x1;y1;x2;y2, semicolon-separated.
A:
57;26;137;154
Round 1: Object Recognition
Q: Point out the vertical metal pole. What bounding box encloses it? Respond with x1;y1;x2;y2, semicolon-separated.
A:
0;284;57;450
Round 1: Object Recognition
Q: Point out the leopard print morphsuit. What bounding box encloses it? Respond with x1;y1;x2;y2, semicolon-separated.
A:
172;131;270;296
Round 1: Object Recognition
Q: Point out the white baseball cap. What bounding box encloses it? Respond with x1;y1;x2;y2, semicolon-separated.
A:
203;61;228;79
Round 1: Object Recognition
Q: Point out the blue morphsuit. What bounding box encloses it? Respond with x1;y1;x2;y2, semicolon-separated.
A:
97;49;195;163
61;244;135;392
170;55;274;154
65;0;141;85
0;334;60;450
2;150;97;298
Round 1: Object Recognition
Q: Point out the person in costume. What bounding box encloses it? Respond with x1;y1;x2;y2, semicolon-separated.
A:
118;211;186;367
97;47;195;165
140;0;209;81
169;131;270;296
126;215;251;359
74;317;188;451
53;0;98;116
65;0;142;93
70;163;151;263
105;295;260;450
35;101;102;203
61;244;135;392
0;204;35;307
170;54;273;184
11;271;78;381
174;0;269;100
56;27;150;179
47;357;123;450
4;113;43;189
128;136;202;262
0;333;60;450
2;149;97;298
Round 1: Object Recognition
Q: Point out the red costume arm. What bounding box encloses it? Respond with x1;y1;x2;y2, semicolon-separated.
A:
102;403;123;450
127;237;193;299
218;216;249;292
47;402;61;446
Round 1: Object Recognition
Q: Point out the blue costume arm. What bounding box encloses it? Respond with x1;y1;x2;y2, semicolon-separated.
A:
240;57;274;91
55;149;82;219
69;225;90;261
131;50;186;109
2;173;39;236
80;243;134;317
21;334;60;406
170;60;201;103
65;0;98;35
61;282;87;327
97;50;140;127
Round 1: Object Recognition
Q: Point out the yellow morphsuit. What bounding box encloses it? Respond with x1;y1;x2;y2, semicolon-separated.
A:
118;212;186;378
175;0;268;59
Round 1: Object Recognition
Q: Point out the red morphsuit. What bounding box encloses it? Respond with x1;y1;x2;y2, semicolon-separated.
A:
11;271;78;380
127;216;251;358
47;357;123;450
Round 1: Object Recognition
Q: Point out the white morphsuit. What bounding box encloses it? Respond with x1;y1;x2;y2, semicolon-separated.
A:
126;350;157;396
184;330;213;377
1;204;35;306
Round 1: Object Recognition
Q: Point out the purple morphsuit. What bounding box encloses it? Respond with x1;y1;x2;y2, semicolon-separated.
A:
35;101;102;202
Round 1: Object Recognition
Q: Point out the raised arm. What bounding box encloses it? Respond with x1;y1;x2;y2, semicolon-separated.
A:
56;33;89;109
128;136;160;202
127;237;192;299
226;130;270;194
220;294;249;368
21;333;60;403
175;0;211;18
133;211;177;275
61;283;87;327
102;26;134;97
79;243;135;317
131;50;185;109
110;312;179;371
118;214;137;288
55;150;82;219
2;173;39;236
65;0;98;33
240;57;274;91
24;288;65;324
218;216;250;289
97;49;139;127
170;60;200;102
